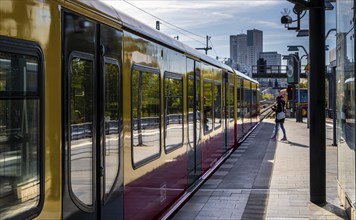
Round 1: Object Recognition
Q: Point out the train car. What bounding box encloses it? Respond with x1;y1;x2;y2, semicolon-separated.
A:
0;1;259;219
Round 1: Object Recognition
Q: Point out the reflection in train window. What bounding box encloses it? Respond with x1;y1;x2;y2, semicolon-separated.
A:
104;61;120;198
187;71;201;147
203;79;213;134
70;57;94;206
229;85;234;121
244;85;251;119
164;73;183;153
214;82;221;129
237;84;242;119
131;67;160;167
252;86;257;118
0;51;41;219
187;75;195;146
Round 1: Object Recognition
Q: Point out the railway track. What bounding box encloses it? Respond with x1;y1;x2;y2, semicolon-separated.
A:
260;103;275;120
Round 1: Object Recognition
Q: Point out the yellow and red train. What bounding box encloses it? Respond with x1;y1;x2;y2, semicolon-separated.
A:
0;0;259;219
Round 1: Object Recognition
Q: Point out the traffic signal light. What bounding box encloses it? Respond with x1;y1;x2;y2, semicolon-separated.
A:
274;79;279;88
287;55;299;84
287;85;294;100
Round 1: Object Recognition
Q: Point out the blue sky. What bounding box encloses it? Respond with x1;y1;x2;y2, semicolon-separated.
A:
102;0;336;65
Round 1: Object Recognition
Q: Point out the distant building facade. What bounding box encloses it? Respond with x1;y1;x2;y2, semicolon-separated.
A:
230;34;247;72
247;29;263;69
259;51;281;66
229;29;263;76
258;52;284;88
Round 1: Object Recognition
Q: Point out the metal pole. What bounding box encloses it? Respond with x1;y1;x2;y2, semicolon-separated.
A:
332;67;337;146
206;36;209;55
307;72;310;128
292;55;301;113
296;59;301;108
309;0;326;204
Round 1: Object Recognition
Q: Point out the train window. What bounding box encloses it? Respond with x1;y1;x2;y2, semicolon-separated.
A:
104;59;120;198
244;84;252;119
213;81;222;129
203;79;213;134
164;72;183;153
187;71;201;147
131;66;160;167
237;80;242;119
252;86;257;118
70;56;94;206
0;46;42;219
229;85;234;121
187;75;195;146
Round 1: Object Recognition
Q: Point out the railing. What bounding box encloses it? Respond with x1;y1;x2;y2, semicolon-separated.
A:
252;65;288;74
252;65;308;78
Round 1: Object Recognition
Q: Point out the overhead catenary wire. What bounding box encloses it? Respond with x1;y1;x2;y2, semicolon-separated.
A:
121;0;219;56
209;39;218;58
122;0;204;39
160;23;206;46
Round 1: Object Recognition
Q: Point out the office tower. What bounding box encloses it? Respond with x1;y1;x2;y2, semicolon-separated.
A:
230;34;247;72
230;29;263;76
247;29;263;69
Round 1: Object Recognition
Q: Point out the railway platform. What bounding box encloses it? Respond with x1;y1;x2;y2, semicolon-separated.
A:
172;118;348;219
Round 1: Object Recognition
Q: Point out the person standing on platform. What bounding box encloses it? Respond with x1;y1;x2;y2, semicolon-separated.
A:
271;95;287;141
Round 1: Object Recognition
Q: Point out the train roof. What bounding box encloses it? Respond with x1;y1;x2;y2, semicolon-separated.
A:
70;0;257;84
230;68;258;84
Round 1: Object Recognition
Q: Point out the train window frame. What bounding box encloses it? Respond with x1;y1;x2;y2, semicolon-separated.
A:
229;83;235;122
67;51;95;211
203;78;213;135
213;80;222;130
0;36;44;220
237;78;243;119
103;57;122;204
163;72;184;154
131;65;161;169
186;69;201;149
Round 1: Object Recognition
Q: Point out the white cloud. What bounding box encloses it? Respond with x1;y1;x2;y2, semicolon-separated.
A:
256;20;283;29
101;0;334;60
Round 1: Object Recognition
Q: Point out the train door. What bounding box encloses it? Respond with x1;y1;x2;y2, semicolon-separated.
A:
187;59;202;185
62;12;123;219
223;71;228;149
225;72;235;147
236;78;243;140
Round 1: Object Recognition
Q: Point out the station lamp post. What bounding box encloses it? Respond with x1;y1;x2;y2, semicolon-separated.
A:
285;0;334;205
297;29;309;37
287;45;308;57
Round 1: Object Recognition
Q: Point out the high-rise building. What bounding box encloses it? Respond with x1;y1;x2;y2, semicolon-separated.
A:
229;29;263;76
259;51;281;66
230;34;247;72
247;29;263;68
